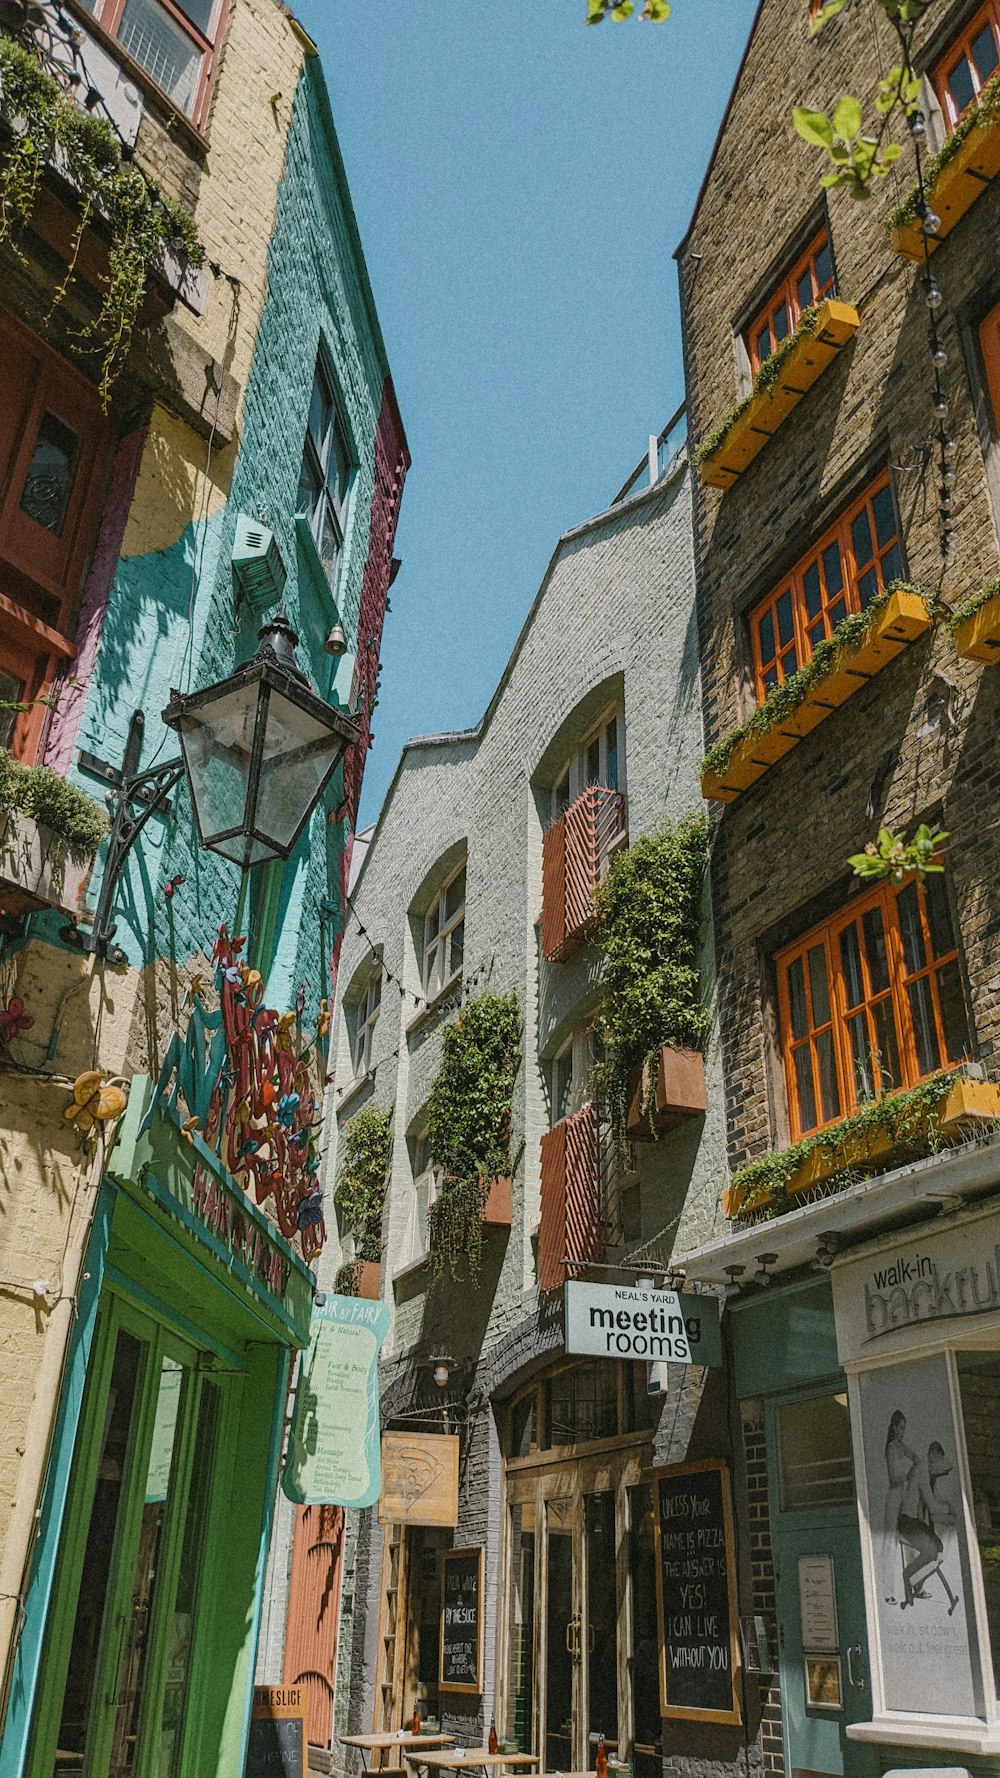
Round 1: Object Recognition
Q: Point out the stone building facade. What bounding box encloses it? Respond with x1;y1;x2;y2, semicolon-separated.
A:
309;441;762;1778
0;4;405;1773
674;1;1000;1773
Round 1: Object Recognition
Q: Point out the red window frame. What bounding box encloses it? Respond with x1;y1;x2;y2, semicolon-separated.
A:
77;0;228;131
934;0;1000;130
748;472;904;703
776;874;970;1141
979;297;1000;430
746;228;836;375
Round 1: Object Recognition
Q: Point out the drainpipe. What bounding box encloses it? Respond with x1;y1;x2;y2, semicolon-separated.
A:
0;1124;107;1731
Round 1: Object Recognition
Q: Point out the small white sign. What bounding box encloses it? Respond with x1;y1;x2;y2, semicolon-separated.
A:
564;1281;722;1365
798;1554;839;1652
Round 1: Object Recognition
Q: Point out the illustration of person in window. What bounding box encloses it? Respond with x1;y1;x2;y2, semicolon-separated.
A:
896;1436;960;1614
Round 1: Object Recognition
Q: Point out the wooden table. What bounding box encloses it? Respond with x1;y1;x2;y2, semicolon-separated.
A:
341;1732;455;1772
404;1752;541;1775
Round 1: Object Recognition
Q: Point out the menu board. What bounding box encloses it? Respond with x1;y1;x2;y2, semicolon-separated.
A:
655;1460;741;1724
439;1547;484;1694
245;1688;305;1778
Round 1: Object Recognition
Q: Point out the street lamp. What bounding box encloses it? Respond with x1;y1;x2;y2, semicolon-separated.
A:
65;611;359;963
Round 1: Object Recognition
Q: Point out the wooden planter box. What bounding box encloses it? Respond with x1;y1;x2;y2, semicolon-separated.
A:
723;1078;1000;1220
892;111;1000;260
0;811;95;919
482;1175;513;1228
953;592;1000;663
337;1260;381;1299
627;1046;707;1139
699;300;860;489
701;589;932;804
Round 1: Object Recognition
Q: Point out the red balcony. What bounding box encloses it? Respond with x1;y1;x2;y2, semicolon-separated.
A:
539;1102;621;1292
541;786;626;962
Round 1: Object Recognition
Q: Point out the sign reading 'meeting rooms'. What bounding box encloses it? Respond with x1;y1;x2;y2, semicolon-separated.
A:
564;1281;722;1366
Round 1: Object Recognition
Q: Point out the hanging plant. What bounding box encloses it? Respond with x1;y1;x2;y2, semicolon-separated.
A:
0;37;202;400
847;821;947;885
0;749;107;856
335;1103;393;1263
591;813;709;1151
427;990;522;1283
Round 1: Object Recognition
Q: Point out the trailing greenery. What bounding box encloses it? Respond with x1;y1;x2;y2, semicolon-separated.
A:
591;815;709;1149
0;36;202;399
948;578;1000;634
427;990;522;1283
701;583;932;780
890;66;1000;228
0;750;107;855
694;306;822;466
729;1070;965;1220
848;821;947;885
335;1104;393;1263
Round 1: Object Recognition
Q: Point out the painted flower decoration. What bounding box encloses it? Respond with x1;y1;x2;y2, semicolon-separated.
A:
275;1011;296;1053
64;1071;128;1134
316;998;330;1038
276;1092;300;1128
296;1186;324;1231
0;996;34;1046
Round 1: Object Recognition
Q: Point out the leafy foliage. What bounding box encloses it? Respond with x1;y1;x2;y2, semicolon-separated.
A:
335;1104;393;1263
585;0;670;20
0;36;202;400
890;68;1000;226
729;1069;964;1220
0;751;107;856
427;991;522;1282
591;816;708;1149
694;305;822;466
948;578;1000;633
796;0;937;200
847;822;947;885
701;583;933;779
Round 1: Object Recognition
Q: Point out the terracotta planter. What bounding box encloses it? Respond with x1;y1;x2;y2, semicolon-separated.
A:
337;1260;381;1299
0;811;95;919
701;590;931;805
953;593;1000;664
699;300;860;489
627;1046;707;1139
481;1175;513;1228
723;1079;1000;1220
892;109;1000;260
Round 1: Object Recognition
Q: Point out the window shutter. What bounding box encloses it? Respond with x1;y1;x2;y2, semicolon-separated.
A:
538;1120;568;1292
541;813;567;962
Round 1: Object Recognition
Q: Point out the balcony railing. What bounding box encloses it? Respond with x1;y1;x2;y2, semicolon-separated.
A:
541;785;626;963
538;1102;620;1292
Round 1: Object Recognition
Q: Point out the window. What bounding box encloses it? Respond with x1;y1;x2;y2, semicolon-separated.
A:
549;1029;596;1127
747;228;836;375
777;872;970;1139
551;705;623;821
352;970;381;1079
776;1393;854;1510
980;299;1000;433
750;472;903;701
935;0;1000;129
422;865;465;998
407;1133;441;1264
78;0;226;127
297;356;353;586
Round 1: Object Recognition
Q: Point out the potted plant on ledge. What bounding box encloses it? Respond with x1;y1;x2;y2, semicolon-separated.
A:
0;752;107;919
427;990;522;1283
334;1103;393;1298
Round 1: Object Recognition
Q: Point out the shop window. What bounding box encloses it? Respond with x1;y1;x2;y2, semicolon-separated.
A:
77;0;228;129
750;472;903;700
956;1350;1000;1700
934;1;1000;129
549;1028;596;1127
546;1361;618;1447
776;1391;854;1511
747;226;836;375
777;872;970;1139
421;864;465;999
504;1502;536;1750
297;352;353;588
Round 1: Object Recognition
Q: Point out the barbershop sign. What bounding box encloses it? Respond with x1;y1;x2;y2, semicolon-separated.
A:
565;1281;722;1366
832;1199;1000;1365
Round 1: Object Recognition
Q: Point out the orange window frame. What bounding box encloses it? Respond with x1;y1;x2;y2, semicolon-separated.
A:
979;297;1000;430
933;0;1000;129
776;876;969;1141
80;0;228;131
746;228;836;375
748;471;903;703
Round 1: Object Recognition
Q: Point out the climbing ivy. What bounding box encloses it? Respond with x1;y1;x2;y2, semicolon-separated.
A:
335;1103;393;1263
591;814;709;1151
0;36;202;400
427;991;522;1283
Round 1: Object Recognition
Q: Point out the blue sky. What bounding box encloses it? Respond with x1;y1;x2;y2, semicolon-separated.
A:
295;0;759;825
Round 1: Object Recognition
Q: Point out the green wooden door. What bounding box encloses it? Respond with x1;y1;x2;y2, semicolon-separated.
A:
27;1293;226;1778
767;1389;877;1778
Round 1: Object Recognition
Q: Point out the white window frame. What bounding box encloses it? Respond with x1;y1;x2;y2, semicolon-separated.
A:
549;1028;595;1128
408;1133;442;1265
352;970;381;1080
298;353;353;586
551;701;624;822
422;864;466;1000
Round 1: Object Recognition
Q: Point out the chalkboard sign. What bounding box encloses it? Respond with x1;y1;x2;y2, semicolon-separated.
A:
439;1546;484;1695
655;1460;741;1725
245;1687;305;1778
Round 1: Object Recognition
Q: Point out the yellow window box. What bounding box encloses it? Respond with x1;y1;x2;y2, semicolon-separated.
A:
953;590;1000;663
891;107;1000;261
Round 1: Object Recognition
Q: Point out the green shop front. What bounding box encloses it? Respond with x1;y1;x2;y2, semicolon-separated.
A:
0;1080;315;1778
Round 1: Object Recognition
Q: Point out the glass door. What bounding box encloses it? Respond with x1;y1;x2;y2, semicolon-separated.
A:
544;1499;577;1772
28;1296;225;1778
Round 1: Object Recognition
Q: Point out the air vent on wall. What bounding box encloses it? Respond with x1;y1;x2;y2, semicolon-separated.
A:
231;514;287;613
